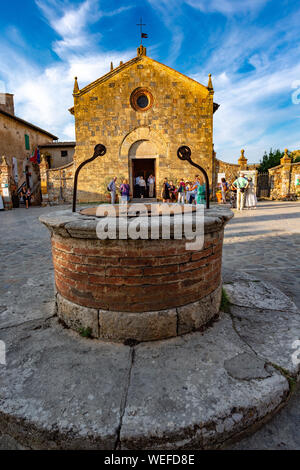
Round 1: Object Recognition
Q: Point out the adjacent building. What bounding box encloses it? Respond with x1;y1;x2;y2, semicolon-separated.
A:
0;92;58;208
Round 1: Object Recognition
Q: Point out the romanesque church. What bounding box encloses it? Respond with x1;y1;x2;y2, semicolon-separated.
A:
68;44;219;203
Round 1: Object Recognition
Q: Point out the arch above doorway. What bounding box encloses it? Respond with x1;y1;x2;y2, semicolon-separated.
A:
120;127;167;199
129;139;158;158
119;126;167;159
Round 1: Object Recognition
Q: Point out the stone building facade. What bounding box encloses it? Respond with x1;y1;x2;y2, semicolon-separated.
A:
40;47;259;205
0;93;57;208
69;45;217;203
269;149;300;199
39;141;75;169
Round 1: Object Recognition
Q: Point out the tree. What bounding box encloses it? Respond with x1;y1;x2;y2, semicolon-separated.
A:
258;148;284;173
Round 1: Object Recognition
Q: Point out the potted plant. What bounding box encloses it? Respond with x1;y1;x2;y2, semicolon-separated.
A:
216;189;222;203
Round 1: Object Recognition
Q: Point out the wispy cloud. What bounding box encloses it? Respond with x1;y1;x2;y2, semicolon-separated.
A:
189;7;300;162
0;0;134;140
186;0;269;16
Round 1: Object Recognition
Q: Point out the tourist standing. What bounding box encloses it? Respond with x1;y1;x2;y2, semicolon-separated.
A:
177;178;186;204
233;174;249;211
185;181;192;204
196;177;206;205
245;177;257;209
139;176;146;198
161;178;170;202
119;179;130;204
221;177;229;204
190;176;200;204
108;176;117;204
148;174;155;198
169;181;176;202
135;175;140;198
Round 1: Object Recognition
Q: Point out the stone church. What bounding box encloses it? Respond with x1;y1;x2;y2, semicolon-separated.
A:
42;44;256;205
68;44;219;203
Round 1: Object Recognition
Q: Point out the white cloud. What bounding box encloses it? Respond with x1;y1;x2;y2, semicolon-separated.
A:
185;0;269;16
0;0;134;141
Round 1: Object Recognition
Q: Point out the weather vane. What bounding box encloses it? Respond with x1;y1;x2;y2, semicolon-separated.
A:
136;17;148;45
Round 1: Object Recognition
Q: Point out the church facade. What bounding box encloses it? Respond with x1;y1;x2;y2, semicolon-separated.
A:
41;45;259;206
69;45;218;202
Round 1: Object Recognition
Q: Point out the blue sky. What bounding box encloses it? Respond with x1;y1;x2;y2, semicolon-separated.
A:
0;0;300;163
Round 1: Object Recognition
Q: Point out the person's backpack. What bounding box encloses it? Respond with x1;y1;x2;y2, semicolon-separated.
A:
107;181;112;192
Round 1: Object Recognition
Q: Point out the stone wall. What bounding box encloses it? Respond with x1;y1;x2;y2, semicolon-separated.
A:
269;150;300;199
40;146;75;169
0;112;54;190
40;160;75;205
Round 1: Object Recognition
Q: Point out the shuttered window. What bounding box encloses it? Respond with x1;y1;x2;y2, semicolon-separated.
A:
25;134;30;150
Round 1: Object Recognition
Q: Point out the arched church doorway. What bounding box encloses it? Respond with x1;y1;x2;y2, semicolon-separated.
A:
129;140;157;198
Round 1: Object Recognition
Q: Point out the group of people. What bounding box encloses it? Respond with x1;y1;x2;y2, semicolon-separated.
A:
134;175;155;198
161;176;206;204
107;173;257;210
107;175;207;205
107;177;130;204
220;174;257;210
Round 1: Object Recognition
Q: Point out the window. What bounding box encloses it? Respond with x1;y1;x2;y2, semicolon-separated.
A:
61;150;68;157
136;94;149;108
130;88;153;112
25;134;30;150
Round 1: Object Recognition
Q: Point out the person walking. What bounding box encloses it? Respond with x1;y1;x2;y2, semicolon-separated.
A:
119;179;130;204
108;176;117;204
177;178;186;204
161;178;170;202
245;177;257;209
139;176;146;198
147;174;155;198
233;173;249;211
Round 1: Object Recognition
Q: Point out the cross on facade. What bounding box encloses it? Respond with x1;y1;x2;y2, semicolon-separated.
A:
136;17;148;44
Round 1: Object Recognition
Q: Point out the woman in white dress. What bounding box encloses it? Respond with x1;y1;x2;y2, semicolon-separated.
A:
245;177;257;209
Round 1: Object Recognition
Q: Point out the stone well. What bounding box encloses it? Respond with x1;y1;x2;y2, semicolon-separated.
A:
40;205;233;342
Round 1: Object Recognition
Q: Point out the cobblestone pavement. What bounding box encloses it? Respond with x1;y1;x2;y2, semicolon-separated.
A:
0;201;299;449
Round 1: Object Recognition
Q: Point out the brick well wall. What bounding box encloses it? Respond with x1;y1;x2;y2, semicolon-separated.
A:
52;231;223;313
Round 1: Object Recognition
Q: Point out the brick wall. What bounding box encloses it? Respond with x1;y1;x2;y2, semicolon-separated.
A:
52;231;223;313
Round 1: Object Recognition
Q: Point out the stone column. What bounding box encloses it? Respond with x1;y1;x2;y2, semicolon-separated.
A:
279;149;292;198
238;149;248;171
0;156;12;210
40;155;49;206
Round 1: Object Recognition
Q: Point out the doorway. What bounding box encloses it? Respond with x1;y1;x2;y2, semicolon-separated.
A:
132;158;156;198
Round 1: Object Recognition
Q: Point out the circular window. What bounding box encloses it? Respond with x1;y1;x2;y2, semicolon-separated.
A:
130;88;153;112
137;94;149;108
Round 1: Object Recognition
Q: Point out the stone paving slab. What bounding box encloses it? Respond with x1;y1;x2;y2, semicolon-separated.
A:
224;280;298;313
0;318;131;450
120;314;288;449
223;279;300;376
1;202;300;449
